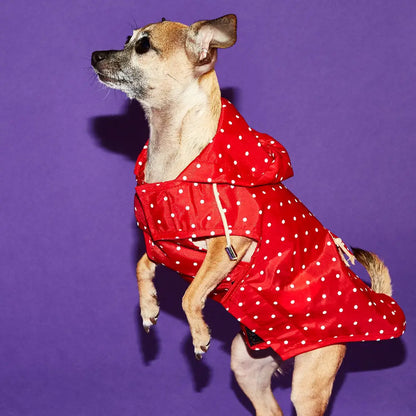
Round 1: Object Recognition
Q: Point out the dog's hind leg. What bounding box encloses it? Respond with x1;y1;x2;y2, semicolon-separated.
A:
231;333;284;416
290;343;346;416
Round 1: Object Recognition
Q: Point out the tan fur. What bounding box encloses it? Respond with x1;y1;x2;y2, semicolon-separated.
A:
352;247;392;296
92;14;390;415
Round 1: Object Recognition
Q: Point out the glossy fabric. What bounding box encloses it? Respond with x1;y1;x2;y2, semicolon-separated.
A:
134;99;405;360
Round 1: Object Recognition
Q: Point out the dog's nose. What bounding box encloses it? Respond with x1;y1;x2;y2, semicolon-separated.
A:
91;50;113;67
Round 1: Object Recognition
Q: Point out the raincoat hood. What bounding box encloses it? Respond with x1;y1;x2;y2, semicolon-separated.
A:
134;98;294;187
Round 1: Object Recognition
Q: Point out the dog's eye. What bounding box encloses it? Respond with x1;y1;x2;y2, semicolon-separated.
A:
125;35;132;45
135;36;151;54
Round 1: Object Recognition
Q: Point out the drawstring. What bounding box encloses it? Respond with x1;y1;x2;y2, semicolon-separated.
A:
329;231;356;267
212;183;238;261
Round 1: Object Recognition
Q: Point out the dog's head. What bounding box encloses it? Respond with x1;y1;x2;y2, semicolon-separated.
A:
91;15;237;106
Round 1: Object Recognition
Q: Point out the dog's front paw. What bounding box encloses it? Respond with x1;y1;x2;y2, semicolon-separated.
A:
192;325;211;360
140;293;160;333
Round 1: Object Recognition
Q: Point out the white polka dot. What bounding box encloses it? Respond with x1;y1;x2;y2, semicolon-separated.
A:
238;302;243;307
254;315;258;319
196;163;201;168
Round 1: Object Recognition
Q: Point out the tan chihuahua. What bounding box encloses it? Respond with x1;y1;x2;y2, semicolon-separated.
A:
92;15;404;416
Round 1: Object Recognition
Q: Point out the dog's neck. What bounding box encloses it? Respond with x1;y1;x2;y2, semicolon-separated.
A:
142;71;221;183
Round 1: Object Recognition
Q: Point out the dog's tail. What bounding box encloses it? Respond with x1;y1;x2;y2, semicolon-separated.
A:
351;247;392;296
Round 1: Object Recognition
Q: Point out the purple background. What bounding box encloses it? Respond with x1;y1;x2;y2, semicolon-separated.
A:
1;1;415;415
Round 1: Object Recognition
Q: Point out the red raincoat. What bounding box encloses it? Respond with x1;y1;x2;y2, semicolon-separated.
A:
134;98;405;360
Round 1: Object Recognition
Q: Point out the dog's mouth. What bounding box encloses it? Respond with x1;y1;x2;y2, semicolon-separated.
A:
94;69;121;85
97;72;116;83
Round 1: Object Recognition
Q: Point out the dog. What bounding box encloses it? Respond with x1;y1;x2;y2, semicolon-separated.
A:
92;14;406;416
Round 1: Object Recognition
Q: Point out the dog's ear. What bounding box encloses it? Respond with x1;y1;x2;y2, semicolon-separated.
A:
186;14;237;74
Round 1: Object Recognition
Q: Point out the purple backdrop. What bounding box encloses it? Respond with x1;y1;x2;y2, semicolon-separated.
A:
1;1;415;415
